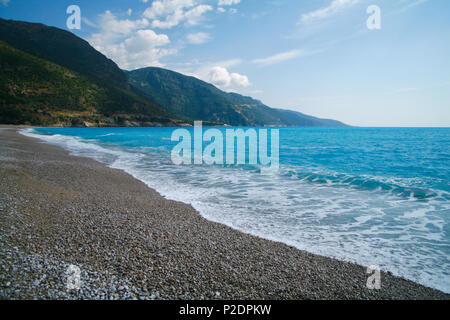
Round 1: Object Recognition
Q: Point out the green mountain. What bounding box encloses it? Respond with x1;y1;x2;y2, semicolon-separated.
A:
0;18;126;88
0;19;181;126
0;18;347;127
127;67;348;127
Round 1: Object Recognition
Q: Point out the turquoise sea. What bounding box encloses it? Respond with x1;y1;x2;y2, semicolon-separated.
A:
22;127;450;293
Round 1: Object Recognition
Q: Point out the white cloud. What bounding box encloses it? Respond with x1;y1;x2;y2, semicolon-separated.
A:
82;17;97;28
186;32;211;44
229;72;251;88
1;0;10;6
144;0;194;19
252;49;311;66
143;0;212;29
217;0;240;14
299;0;359;24
218;0;241;5
208;66;250;88
120;30;174;69
88;11;174;70
124;29;170;50
96;10;149;36
127;8;133;16
184;5;214;26
174;59;250;90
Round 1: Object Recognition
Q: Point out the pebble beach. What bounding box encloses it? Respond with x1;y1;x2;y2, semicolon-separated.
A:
0;127;448;300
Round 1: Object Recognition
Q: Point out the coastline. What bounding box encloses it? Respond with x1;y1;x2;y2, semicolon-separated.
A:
0;127;448;300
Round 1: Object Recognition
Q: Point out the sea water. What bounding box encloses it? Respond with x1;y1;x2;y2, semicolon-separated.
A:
21;127;450;293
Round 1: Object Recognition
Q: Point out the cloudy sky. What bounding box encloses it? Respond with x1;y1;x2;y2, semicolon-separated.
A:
1;0;450;126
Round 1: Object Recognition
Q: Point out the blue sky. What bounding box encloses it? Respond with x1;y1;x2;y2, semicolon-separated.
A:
1;0;449;127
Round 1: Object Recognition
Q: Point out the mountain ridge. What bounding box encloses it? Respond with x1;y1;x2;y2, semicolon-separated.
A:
0;39;182;126
127;67;348;127
0;18;348;127
0;18;185;126
0;18;127;88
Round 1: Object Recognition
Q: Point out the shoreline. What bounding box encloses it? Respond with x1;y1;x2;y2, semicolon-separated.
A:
0;127;448;300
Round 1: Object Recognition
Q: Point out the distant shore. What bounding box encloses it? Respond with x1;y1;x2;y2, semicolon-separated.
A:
0;127;448;300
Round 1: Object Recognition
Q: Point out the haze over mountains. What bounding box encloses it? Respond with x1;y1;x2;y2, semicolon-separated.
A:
0;18;347;127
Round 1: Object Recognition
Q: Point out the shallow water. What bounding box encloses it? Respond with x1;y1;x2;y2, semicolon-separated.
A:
22;127;450;293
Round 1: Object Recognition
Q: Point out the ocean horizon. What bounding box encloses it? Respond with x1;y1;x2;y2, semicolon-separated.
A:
22;126;450;293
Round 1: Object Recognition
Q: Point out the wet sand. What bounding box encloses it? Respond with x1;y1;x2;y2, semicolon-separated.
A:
0;127;448;300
